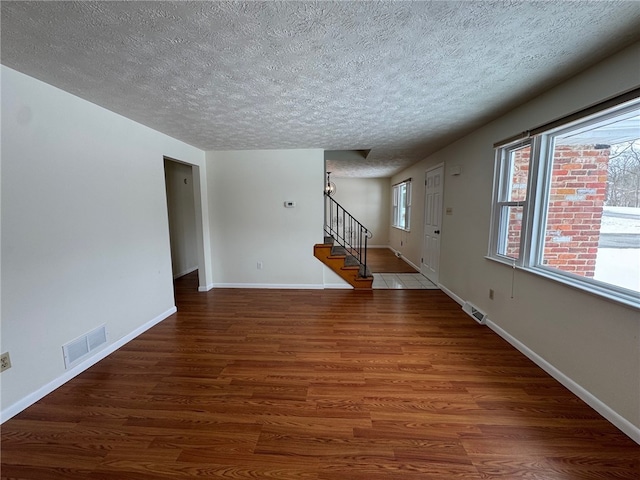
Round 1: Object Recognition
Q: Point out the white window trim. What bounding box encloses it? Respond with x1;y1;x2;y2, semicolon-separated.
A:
489;139;532;262
488;98;640;310
392;180;411;231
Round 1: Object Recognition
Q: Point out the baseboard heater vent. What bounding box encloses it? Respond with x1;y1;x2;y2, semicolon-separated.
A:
62;324;108;369
462;302;487;325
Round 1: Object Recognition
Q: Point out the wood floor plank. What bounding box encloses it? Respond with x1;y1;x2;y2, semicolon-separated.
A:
366;247;419;273
2;271;638;479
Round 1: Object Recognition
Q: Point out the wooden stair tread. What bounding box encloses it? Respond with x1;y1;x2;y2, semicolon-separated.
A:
313;242;372;290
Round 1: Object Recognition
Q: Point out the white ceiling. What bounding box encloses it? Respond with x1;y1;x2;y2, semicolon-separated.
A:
2;1;640;177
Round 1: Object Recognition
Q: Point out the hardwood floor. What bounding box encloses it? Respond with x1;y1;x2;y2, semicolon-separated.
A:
366;248;419;273
2;272;638;479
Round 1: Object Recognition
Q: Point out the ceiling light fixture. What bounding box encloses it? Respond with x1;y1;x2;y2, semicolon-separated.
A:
325;171;336;196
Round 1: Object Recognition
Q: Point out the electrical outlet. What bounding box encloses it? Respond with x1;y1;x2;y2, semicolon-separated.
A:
489;289;495;300
0;352;12;372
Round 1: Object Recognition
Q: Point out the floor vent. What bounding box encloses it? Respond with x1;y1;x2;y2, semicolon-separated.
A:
62;324;107;369
462;302;487;325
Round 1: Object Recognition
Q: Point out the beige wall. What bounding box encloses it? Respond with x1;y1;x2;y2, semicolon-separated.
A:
332;177;391;246
206;149;326;287
1;66;206;415
389;42;640;438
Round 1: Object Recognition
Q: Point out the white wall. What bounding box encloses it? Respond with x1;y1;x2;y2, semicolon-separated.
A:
206;149;326;287
389;42;640;440
164;159;198;278
0;66;206;417
332;177;390;247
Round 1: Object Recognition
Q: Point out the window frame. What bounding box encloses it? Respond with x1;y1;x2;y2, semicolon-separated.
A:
488;97;640;309
489;139;533;262
392;180;411;231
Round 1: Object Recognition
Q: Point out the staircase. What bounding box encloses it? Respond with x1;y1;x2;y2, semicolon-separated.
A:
314;194;374;289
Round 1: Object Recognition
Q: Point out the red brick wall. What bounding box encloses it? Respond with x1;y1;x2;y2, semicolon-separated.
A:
505;145;609;278
504;147;530;258
542;145;610;277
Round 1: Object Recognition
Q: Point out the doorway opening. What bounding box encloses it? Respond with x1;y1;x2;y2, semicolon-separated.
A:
163;157;208;291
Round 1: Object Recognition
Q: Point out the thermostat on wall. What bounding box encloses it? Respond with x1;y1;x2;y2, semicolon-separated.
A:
284;201;296;208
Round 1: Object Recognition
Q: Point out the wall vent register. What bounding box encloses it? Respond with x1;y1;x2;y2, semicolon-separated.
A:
62;324;108;370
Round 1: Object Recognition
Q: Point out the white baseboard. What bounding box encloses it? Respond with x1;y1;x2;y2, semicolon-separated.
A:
0;306;177;424
402;257;420;271
486;318;640;445
212;283;324;289
198;283;214;292
438;283;464;305
173;266;198;279
324;283;353;289
438;285;639;444
367;245;390;249
388;247;421;271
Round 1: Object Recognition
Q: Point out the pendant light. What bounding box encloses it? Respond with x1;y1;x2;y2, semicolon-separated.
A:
325;171;337;196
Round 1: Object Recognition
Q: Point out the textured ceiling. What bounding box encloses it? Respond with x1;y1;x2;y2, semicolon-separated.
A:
2;1;640;177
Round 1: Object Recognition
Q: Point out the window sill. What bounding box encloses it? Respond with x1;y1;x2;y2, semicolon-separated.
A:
485;256;640;311
392;226;410;232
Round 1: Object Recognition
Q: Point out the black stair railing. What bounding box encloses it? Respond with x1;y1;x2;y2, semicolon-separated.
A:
324;193;372;278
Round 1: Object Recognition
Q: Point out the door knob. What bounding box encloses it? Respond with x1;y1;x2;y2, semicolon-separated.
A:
434;230;440;234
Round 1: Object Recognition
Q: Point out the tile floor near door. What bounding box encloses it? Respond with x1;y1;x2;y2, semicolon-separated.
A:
372;273;439;289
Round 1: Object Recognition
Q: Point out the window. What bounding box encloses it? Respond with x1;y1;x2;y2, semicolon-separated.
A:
393;180;411;230
489;96;640;307
493;142;531;260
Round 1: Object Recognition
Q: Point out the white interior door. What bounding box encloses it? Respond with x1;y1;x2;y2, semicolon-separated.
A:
421;165;443;284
